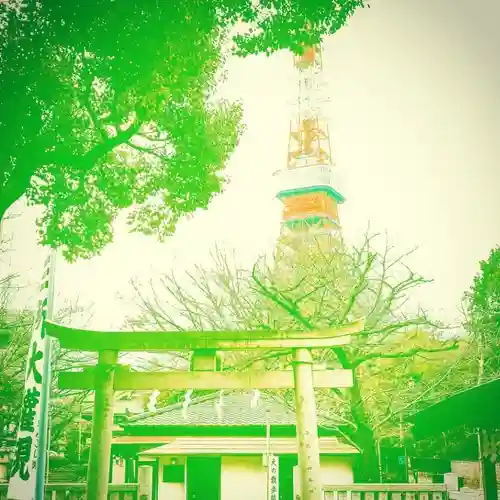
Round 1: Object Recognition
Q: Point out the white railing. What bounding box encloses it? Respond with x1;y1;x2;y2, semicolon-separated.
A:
0;483;138;500
448;488;484;500
323;483;449;500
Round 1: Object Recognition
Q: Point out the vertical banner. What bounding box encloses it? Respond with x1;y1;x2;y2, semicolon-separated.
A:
7;249;56;500
268;454;279;500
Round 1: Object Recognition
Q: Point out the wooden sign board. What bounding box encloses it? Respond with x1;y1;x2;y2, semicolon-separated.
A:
58;368;354;391
268;454;279;500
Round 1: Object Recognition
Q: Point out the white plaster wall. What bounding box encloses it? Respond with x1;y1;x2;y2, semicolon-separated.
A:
451;461;481;484
221;455;268;500
320;456;354;486
293;456;354;496
158;456;186;500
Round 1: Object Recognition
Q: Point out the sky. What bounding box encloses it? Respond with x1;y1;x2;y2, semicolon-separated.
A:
2;0;500;332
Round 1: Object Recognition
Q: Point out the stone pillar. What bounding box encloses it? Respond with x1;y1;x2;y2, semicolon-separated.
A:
444;473;460;492
86;350;118;500
292;348;322;500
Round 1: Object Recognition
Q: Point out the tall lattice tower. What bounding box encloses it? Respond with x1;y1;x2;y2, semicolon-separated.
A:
274;42;345;251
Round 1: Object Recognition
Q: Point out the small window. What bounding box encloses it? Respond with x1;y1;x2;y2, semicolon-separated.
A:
163;464;185;483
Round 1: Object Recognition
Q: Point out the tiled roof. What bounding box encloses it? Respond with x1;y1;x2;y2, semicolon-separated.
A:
140;437;359;455
124;391;333;428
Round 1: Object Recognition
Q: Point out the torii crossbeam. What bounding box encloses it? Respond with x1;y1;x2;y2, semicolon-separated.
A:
46;320;361;351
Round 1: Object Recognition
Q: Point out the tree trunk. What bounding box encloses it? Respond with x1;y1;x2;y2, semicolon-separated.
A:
0;201;10;229
351;424;381;482
329;348;382;482
1;158;37;227
348;379;382;483
0;194;19;230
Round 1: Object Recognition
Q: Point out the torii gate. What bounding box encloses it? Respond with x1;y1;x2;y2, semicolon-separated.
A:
45;319;364;500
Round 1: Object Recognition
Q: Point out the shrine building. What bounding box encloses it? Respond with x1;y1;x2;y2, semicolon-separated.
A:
110;391;359;500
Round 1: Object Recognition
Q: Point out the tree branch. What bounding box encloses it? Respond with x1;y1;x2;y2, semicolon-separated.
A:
339;251;376;323
126;141;168;161
373;345;469;430
352;341;459;368
251;263;315;330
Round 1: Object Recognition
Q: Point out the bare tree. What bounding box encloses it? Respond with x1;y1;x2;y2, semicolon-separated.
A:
129;232;463;481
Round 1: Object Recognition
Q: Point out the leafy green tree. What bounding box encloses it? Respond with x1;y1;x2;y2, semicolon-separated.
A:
464;246;500;382
0;271;91;459
129;233;458;482
0;0;367;261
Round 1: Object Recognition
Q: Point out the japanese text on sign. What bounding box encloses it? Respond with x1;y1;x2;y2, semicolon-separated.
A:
7;254;52;500
268;454;279;500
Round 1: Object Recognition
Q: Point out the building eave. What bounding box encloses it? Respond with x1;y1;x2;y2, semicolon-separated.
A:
408;376;500;440
139;437;359;456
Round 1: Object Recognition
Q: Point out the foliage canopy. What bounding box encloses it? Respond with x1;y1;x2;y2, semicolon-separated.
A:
0;0;367;261
464;246;500;379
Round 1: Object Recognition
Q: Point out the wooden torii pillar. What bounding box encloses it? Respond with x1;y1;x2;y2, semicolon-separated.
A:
45;319;364;500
